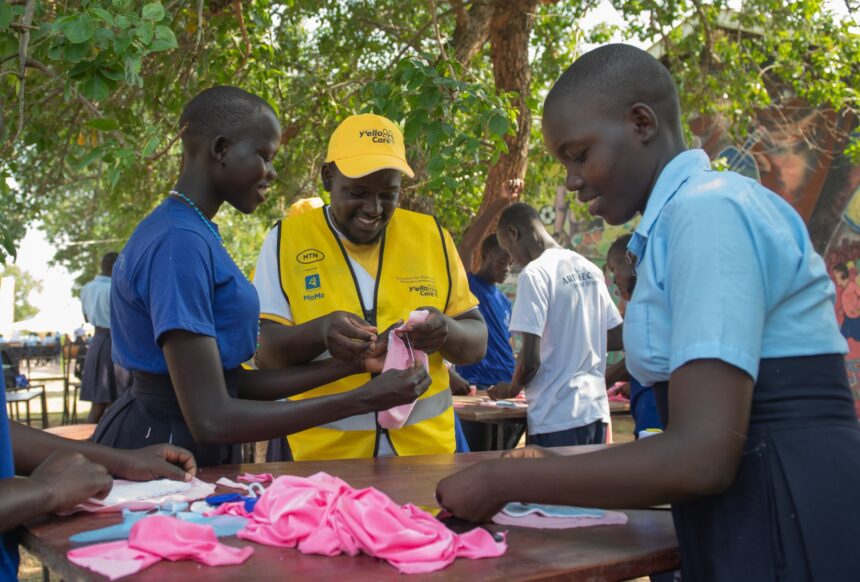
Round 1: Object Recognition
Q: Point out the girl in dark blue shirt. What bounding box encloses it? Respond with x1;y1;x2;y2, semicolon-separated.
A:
93;87;430;466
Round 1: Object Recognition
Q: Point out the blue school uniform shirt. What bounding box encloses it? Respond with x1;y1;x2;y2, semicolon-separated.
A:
0;373;19;581
456;273;515;386
111;198;260;374
625;149;847;386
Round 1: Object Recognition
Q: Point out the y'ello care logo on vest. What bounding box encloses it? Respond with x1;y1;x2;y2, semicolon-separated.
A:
304;273;324;301
359;128;395;144
397;275;438;298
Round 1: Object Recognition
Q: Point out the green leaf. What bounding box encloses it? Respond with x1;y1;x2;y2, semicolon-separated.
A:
88;7;114;26
63;15;96;44
86;118;119;131
0;3;13;31
149;25;177;51
114;14;130;29
141;136;160;157
79;74;110;101
63;42;91;63
141;3;165;22
427;153;445;173
113;32;133;54
488;114;509;138
135;21;154;44
99;67;123;81
68;60;96;79
73;147;106;170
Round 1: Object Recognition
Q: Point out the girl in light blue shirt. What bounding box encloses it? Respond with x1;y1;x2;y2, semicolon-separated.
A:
437;44;860;581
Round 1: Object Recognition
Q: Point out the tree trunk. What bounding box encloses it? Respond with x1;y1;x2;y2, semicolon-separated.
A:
451;0;495;65
484;0;537;206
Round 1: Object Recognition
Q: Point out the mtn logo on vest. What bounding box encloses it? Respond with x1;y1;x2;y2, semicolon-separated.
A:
297;248;325;264
358;128;394;144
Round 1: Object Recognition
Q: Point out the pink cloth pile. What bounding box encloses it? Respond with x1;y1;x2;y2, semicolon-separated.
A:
227;471;506;574
68;515;254;580
378;310;430;429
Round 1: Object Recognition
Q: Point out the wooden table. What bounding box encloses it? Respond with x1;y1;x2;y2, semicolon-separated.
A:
455;393;631;450
22;449;679;581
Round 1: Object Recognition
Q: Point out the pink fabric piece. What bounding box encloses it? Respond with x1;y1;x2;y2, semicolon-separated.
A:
378;310;430;430
67;516;253;579
68;540;161;580
206;501;255;518
216;477;249;491
65;478;215;514
238;472;274;483
236;472;506;574
492;510;628;529
131;515;254;565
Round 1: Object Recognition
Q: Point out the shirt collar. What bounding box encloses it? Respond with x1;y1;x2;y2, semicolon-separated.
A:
94;275;111;283
628;149;710;259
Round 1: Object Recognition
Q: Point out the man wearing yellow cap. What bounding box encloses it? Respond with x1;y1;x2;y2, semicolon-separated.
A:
253;114;488;460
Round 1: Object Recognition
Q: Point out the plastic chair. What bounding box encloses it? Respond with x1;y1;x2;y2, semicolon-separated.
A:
60;341;85;425
2;349;48;427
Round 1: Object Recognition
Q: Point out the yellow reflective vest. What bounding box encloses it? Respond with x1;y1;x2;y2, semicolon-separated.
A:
274;206;455;460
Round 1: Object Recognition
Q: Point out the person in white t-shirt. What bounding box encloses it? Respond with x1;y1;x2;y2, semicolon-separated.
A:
489;203;623;447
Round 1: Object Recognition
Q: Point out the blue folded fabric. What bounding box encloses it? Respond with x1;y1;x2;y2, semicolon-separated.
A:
206;492;259;513
502;502;606;519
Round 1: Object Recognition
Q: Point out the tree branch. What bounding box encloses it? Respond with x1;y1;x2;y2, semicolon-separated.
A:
429;0;458;81
5;0;37;152
146;125;187;162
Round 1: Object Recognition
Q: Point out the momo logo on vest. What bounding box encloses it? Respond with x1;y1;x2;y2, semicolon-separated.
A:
358;128;394;145
305;274;321;290
297;248;325;264
303;274;324;300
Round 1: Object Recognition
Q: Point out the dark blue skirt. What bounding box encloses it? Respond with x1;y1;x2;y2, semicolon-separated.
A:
79;329;117;403
653;354;860;581
91;369;242;467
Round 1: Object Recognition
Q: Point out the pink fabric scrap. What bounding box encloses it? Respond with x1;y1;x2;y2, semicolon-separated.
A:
238;472;274;483
236;471;506;574
492;510;628;529
68;540;160;580
215;477;249;491
68;515;253;579
378;310;430;430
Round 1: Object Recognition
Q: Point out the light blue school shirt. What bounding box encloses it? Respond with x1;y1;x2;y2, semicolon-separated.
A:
80;275;112;328
625;149;847;386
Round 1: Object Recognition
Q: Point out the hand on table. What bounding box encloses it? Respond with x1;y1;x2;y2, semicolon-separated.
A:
435;461;505;523
324;311;378;362
448;368;472;396
112;444;198;482
396;306;448;354
487;381;520;400
28;450;112;513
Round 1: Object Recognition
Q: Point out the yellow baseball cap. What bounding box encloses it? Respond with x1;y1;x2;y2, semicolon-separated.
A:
325;113;414;179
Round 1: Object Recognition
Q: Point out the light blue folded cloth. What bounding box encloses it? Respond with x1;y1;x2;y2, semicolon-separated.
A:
69;504;247;543
502;502;606;519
